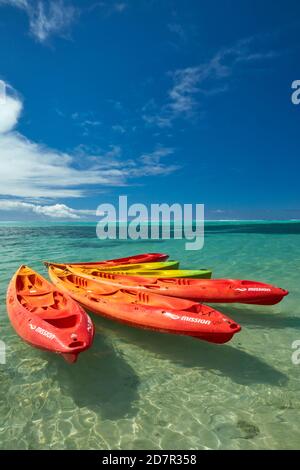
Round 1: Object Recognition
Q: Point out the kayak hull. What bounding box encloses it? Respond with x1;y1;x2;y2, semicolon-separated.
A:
63;269;288;305
48;265;241;344
6;266;95;363
51;253;169;267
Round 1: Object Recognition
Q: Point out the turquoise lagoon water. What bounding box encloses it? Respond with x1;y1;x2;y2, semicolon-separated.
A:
0;221;300;450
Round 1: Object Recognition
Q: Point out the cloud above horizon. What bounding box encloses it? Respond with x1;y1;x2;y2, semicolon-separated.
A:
0;81;179;207
0;0;128;43
0;199;96;218
0;88;22;132
0;0;79;43
143;36;279;128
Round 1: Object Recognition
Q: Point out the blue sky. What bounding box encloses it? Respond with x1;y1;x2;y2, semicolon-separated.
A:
0;0;299;220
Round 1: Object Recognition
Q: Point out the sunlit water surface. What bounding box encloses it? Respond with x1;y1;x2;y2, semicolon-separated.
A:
0;221;299;449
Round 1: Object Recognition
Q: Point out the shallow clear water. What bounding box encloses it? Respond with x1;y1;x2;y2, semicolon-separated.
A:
0;221;300;450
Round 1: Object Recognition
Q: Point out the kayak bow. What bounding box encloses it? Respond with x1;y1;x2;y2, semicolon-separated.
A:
6;266;94;363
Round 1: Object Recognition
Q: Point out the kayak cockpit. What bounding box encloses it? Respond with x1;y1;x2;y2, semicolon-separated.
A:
15;269;80;328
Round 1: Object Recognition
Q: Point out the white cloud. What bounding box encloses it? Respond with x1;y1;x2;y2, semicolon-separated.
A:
81;120;101;127
0;199;95;219
134;147;180;176
0;88;22;133
30;0;78;42
0;0;27;6
142;112;172;129
144;36;279;127
0;131;127;198
140;147;174;165
71;112;101;127
80;144;122;165
0;0;78;43
0;0;128;43
0;82;179;200
133;163;180;177
112;124;126;134
71;112;102;136
168;67;202;115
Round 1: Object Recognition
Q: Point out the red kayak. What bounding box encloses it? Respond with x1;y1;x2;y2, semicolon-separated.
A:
48;264;241;344
64;252;169;267
63;269;288;305
6;266;95;363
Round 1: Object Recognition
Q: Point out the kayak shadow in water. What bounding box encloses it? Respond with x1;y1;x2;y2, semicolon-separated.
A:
93;317;288;387
53;332;140;420
216;305;300;330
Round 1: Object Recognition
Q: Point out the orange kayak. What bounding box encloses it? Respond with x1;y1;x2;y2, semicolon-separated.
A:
6;266;94;363
62;267;288;305
47;264;241;344
60;252;169;267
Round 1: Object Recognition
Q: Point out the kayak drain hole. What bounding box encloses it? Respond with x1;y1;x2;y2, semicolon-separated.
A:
68;341;84;348
230;323;238;329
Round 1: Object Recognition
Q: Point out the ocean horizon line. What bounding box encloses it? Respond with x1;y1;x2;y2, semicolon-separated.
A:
0;219;300;224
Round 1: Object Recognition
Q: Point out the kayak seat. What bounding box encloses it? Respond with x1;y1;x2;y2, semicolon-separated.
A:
18;294;79;328
18;291;69;314
18;291;54;308
16;274;48;292
86;288;119;302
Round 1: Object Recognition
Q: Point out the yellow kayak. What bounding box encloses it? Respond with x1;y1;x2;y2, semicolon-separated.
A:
83;268;212;279
95;261;180;271
45;262;212;279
